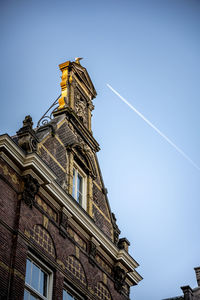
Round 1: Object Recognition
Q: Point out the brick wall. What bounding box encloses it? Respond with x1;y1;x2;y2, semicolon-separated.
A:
0;156;129;299
37;119;114;241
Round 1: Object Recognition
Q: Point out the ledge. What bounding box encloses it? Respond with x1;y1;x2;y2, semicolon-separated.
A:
0;134;142;285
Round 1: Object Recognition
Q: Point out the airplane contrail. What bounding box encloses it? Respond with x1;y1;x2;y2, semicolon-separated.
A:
107;83;200;171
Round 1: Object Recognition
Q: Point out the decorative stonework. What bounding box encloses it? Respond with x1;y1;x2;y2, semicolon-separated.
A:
113;265;126;293
112;213;121;245
43;215;49;229
123;283;130;297
96;255;112;274
65;256;87;285
17;115;38;153
68;142;97;179
94;282;111;300
195;267;200;287
0;161;19;185
22;174;40;208
36;195;57;221
68;227;87;251
118;238;130;252
32;225;55;258
75;95;87;126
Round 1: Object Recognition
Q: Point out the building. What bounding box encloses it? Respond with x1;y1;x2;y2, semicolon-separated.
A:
163;268;200;300
0;59;142;300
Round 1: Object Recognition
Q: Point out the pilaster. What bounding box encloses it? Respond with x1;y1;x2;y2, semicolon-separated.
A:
58;61;70;109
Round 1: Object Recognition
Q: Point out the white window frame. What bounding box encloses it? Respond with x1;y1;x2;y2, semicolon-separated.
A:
63;283;84;300
24;253;53;300
72;163;87;210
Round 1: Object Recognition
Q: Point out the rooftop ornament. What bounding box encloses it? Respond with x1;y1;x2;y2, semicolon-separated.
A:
36;94;61;128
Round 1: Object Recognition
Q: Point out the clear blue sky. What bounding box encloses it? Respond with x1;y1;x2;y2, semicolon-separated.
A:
1;0;200;299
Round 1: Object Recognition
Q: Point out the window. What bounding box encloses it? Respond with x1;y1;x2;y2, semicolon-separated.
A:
24;255;53;300
72;166;87;209
63;285;84;300
63;290;76;300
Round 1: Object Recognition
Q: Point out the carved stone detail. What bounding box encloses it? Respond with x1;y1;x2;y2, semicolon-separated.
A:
88;101;94;111
67;142;97;179
22;174;40;208
75;97;87;126
118;238;130;252
17;115;38;153
113;265;126;293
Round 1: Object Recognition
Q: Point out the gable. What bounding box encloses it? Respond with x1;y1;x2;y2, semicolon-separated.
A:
36;117;114;240
71;62;97;99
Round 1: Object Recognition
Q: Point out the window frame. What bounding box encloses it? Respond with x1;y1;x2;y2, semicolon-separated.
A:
63;283;85;300
24;253;53;300
72;163;87;210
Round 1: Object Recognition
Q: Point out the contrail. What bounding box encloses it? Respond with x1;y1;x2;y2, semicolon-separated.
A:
107;83;200;171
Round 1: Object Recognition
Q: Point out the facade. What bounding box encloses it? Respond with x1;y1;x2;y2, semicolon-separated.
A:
163;268;200;300
0;59;142;300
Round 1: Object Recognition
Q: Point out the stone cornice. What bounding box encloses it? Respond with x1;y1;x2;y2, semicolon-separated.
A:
0;134;142;285
0;134;57;184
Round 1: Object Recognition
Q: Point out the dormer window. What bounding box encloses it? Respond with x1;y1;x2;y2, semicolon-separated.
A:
72;165;87;210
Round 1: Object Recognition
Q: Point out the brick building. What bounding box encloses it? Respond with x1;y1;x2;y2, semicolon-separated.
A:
0;59;142;300
163;268;200;300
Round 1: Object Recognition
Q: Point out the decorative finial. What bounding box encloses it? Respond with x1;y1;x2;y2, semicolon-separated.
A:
75;57;83;64
23;115;33;129
17;115;38;153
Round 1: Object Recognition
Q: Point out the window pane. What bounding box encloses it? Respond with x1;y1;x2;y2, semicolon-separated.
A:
39;269;44;295
63;290;75;300
24;290;38;300
25;258;51;300
63;290;67;300
25;259;32;285
24;289;30;300
78;192;82;206
67;292;74;300
72;168;76;199
38;269;47;296
32;262;40;291
77;174;83;193
77;174;83;205
30;295;38;300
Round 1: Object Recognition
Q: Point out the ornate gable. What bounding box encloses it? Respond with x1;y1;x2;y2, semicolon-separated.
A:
0;58;142;300
57;60;96;133
17;59;123;242
71;62;97;99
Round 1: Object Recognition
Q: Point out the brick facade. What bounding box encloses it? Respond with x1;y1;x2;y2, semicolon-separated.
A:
0;60;142;299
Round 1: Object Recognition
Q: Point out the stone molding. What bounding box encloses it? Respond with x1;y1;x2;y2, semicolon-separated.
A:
113;265;127;293
22;174;40;208
0;134;142;286
17;115;38;153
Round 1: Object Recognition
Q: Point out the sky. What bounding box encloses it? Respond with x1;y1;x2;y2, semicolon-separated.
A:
0;0;200;299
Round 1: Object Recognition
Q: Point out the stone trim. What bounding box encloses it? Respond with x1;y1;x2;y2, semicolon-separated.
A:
0;134;142;286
